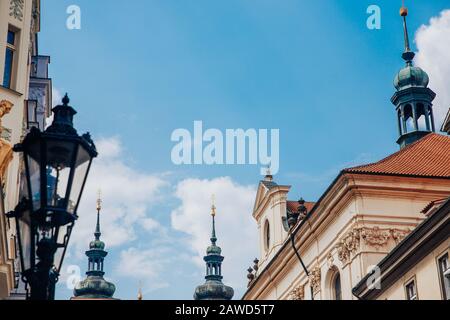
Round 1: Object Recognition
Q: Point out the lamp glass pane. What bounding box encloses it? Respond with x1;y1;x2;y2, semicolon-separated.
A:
53;223;72;272
46;166;70;209
26;155;41;211
68;146;91;214
17;209;32;272
45;139;76;170
45;138;76;211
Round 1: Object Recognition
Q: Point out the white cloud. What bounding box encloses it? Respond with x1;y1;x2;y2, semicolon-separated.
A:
69;137;167;256
171;177;257;297
52;87;63;107
116;247;171;291
415;9;450;128
45;87;63;128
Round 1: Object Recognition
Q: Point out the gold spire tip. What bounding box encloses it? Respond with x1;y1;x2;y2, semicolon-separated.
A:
400;0;408;17
96;189;102;211
137;281;143;300
400;6;408;17
211;194;216;217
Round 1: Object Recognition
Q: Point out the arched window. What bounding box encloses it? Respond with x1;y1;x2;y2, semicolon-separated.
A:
416;103;427;131
333;273;342;300
264;220;270;252
403;104;414;133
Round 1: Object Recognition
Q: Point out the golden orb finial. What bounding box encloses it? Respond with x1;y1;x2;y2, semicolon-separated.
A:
400;6;408;17
400;0;408;17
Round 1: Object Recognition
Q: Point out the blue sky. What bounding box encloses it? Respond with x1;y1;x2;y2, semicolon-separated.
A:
38;0;450;300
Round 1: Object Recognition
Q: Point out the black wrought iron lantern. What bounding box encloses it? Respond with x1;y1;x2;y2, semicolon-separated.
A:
9;94;97;300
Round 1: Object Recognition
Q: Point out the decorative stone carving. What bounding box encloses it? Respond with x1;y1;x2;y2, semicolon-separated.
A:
390;228;410;244
360;227;390;248
9;0;24;21
336;226;411;263
29;0;40;55
336;228;360;263
309;266;321;293
327;252;334;270
289;284;305;300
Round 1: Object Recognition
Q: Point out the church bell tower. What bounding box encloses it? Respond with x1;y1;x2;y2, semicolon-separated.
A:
193;198;234;300
392;4;436;149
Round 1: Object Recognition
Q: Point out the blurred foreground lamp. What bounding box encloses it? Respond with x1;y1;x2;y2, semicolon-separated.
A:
8;94;97;300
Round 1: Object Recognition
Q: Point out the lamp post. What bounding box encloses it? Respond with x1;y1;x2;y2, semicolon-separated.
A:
7;94;97;300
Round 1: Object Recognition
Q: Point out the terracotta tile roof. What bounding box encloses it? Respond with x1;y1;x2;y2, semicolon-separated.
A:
344;133;450;178
286;200;315;213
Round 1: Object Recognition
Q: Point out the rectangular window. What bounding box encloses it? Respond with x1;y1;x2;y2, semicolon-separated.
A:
438;253;450;300
7;30;15;45
3;29;17;89
405;279;417;300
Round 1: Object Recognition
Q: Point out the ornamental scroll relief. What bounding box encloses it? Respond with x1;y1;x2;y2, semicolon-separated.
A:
289;284;305;300
308;266;321;294
10;0;25;21
335;226;410;263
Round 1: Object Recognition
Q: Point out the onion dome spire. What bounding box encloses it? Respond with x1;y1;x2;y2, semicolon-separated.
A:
392;1;436;149
73;192;117;300
194;196;234;300
400;3;414;65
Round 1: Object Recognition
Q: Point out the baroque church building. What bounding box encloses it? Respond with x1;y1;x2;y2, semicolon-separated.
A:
243;5;450;301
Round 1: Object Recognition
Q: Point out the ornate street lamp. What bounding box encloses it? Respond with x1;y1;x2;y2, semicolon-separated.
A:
7;94;97;300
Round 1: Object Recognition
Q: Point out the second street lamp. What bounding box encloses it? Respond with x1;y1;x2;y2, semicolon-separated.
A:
8;94;98;300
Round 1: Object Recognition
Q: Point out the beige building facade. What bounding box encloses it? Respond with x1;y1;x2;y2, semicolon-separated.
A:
354;198;449;300
0;0;51;299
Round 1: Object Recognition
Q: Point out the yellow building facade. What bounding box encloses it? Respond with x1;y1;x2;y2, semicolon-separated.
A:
0;0;51;299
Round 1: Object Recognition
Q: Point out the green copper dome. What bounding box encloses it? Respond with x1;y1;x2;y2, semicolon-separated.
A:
89;239;105;250
74;276;116;299
206;244;222;255
194;280;234;301
394;64;429;90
